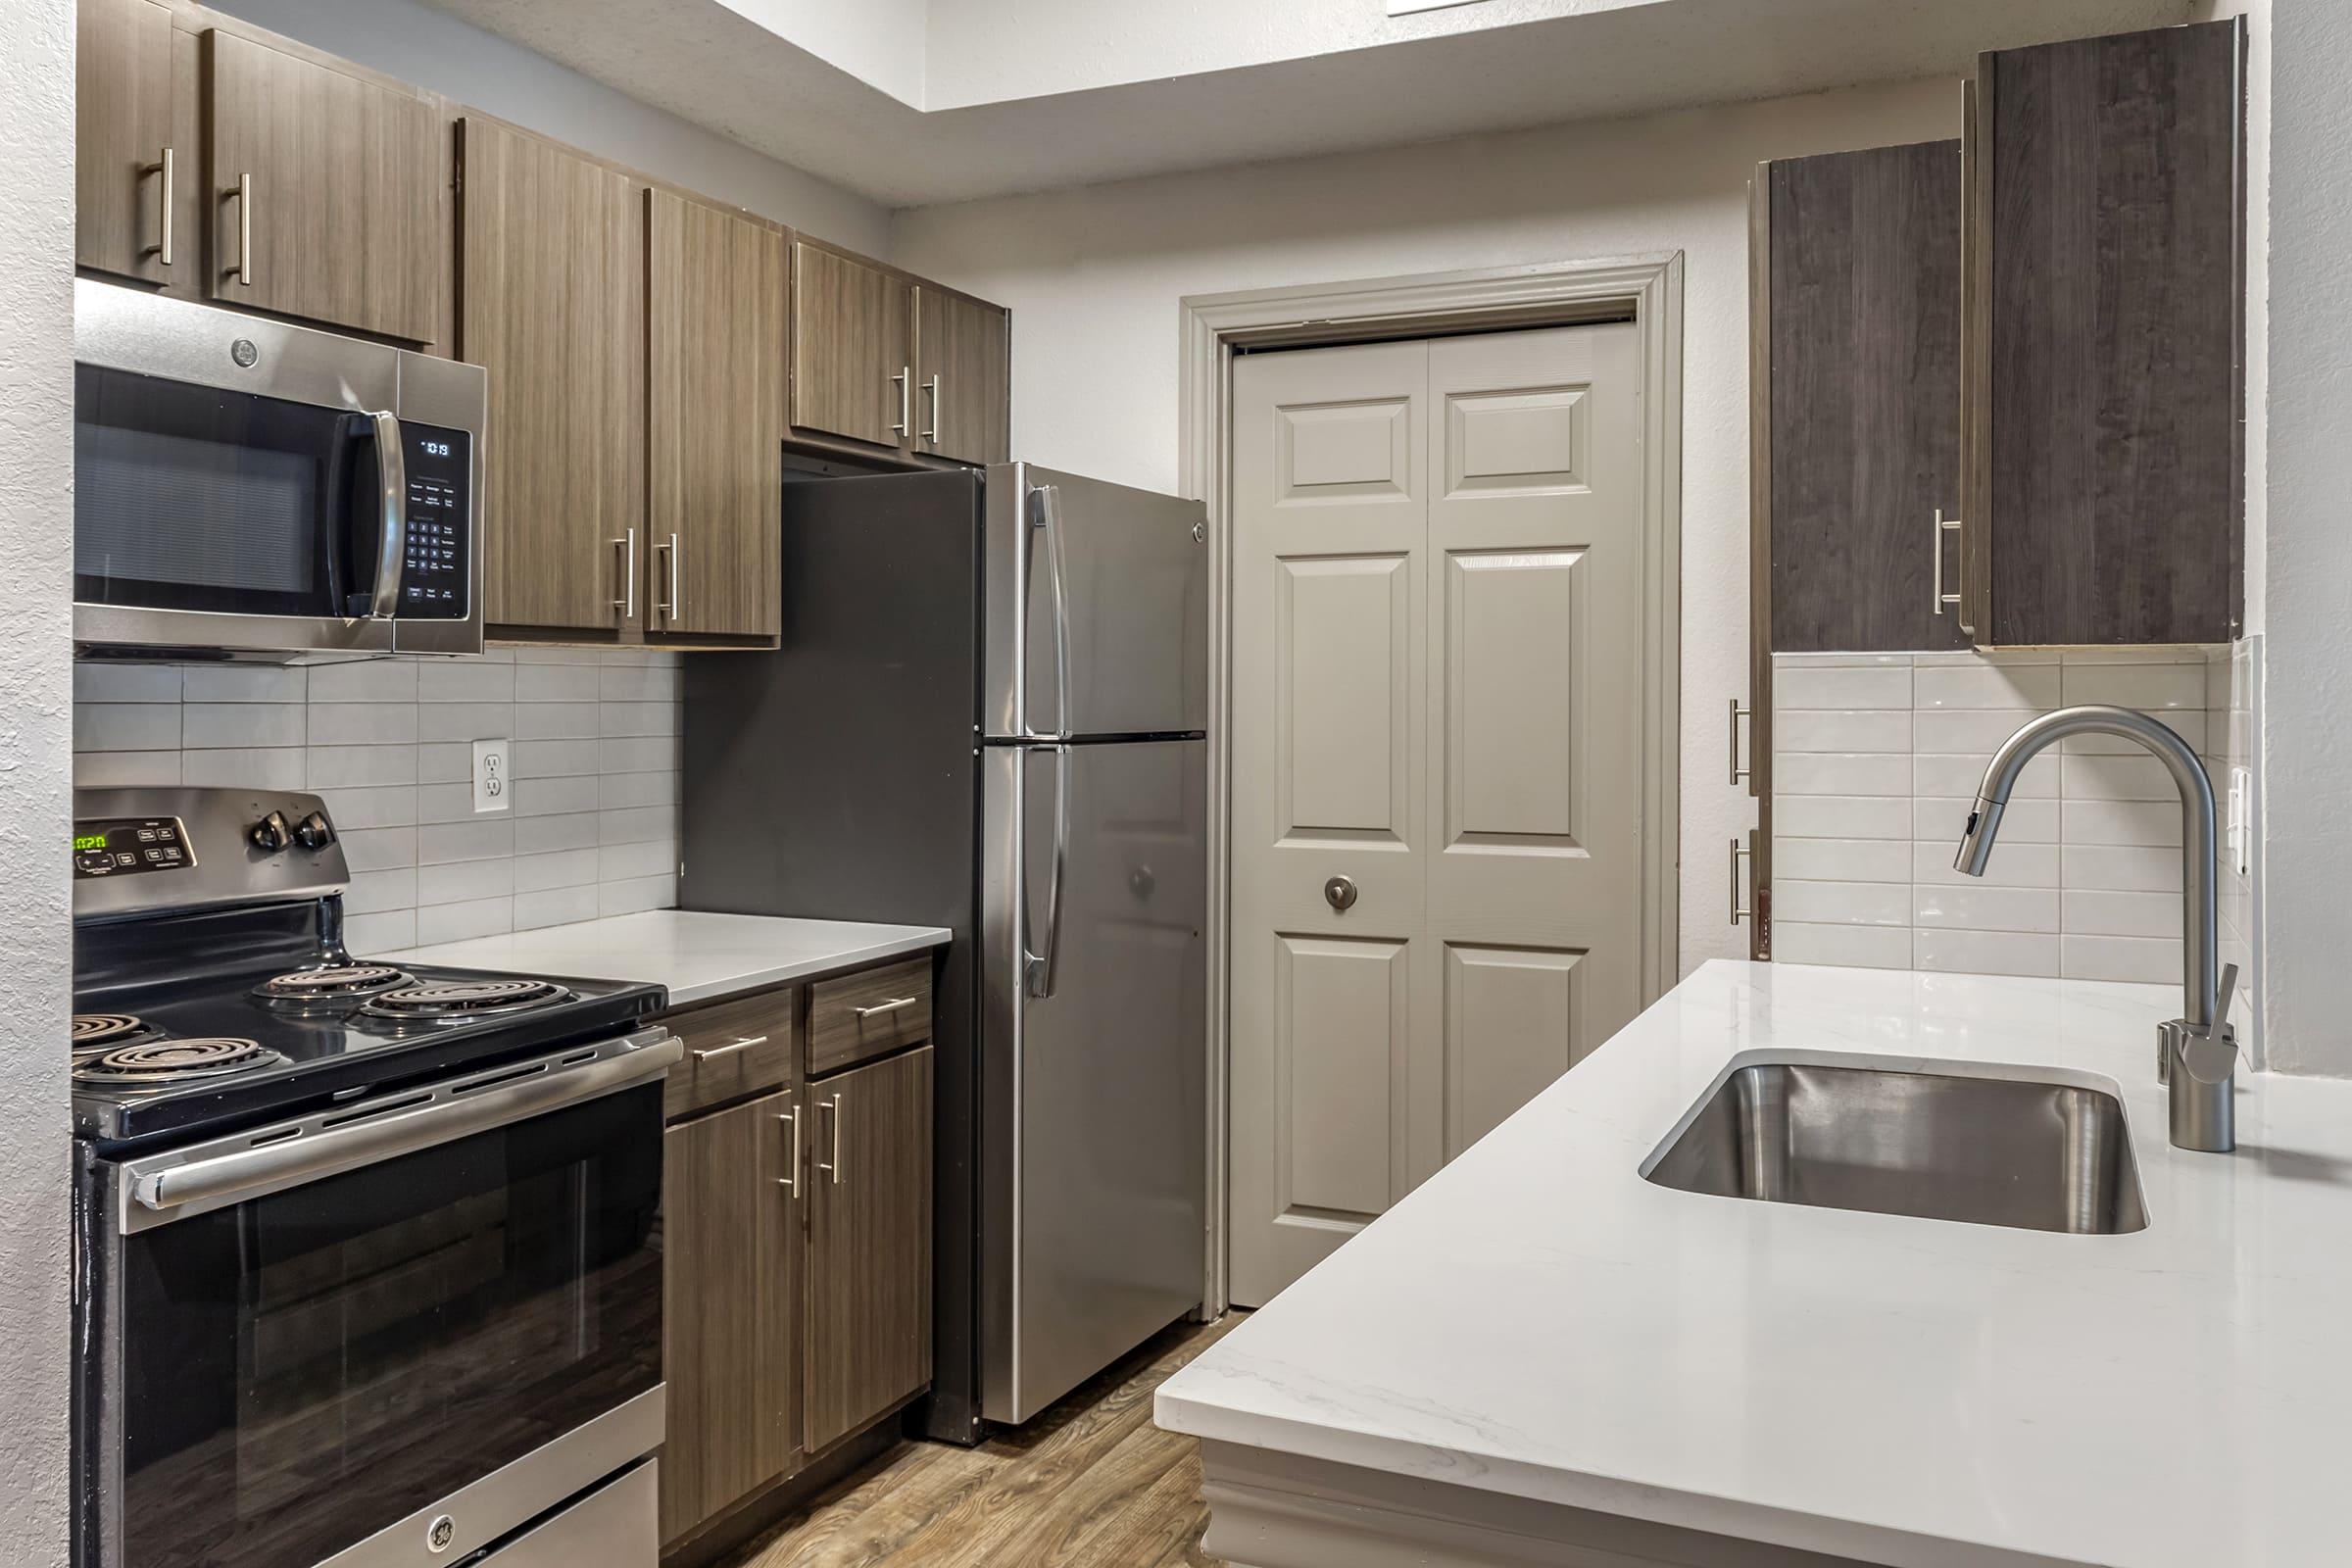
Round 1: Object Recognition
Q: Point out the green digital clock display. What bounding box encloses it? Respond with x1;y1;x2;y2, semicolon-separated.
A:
74;832;109;853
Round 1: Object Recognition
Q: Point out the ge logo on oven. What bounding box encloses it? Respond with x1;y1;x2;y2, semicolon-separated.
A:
427;1513;457;1553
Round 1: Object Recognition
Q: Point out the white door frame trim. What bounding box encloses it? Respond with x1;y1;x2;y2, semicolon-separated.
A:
1179;254;1687;1316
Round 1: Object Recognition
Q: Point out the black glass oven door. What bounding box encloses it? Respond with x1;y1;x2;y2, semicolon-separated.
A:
112;1081;662;1568
74;363;392;620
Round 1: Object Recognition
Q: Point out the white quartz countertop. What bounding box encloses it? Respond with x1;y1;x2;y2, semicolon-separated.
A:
1157;959;2352;1568
383;910;951;1008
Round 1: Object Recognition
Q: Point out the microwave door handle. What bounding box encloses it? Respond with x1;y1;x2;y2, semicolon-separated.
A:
365;410;408;620
1024;742;1070;999
1028;483;1072;739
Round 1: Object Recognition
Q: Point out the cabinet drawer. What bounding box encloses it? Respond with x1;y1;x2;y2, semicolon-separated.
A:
807;958;932;1077
663;987;797;1121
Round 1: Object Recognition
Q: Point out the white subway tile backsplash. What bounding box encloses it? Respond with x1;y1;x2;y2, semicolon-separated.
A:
1774;664;1909;710
1913;662;2061;710
1775;795;1912;841
1913;883;2060;934
415;895;514;946
181;747;307;789
1773;880;1910;927
182;664;305;703
2062;889;2181;940
2063;800;2183;847
1769;648;2242;990
1773;838;1911;884
74;703;180;752
307;660;419;703
184;703;308;750
2059;661;2204;710
1772;753;1911;797
2062;934;2180;985
1772;922;1912;970
1913;927;2060;979
1773;710;1913;754
305;703;419;748
73;651;684;943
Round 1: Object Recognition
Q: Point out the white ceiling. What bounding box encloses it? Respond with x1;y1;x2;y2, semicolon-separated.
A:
422;0;2197;207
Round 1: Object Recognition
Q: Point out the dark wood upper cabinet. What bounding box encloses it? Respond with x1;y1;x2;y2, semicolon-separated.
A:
1965;20;2245;645
457;117;646;637
791;239;915;451
648;189;788;643
916;285;1011;466
1755;140;1968;655
803;1044;933;1454
204;28;443;343
659;1087;802;1544
76;0;175;285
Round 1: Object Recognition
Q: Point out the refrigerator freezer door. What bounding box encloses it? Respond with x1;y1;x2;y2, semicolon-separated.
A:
980;738;1207;1424
982;465;1208;740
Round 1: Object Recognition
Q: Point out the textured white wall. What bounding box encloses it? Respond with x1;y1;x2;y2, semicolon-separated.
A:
2253;0;2351;1074
893;76;1961;977
209;0;893;253
0;0;77;1560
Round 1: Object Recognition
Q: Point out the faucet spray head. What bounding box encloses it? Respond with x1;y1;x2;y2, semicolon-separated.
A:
1953;795;2006;877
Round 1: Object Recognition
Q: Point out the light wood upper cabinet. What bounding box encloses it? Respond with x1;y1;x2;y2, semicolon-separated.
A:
803;1044;933;1454
76;0;175;284
205;28;442;343
659;1087;802;1544
916;285;1011;466
790;239;915;451
649;189;787;642
458;117;646;637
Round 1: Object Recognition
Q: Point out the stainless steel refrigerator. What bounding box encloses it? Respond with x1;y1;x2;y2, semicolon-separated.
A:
681;463;1208;1440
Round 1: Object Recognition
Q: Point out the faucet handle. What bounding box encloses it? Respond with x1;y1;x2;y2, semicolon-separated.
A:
2177;962;2242;1085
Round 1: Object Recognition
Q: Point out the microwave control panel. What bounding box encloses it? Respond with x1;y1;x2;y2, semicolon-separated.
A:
399;421;472;618
74;817;195;879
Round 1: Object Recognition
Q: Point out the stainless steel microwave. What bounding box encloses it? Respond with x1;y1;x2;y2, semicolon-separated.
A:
73;280;486;659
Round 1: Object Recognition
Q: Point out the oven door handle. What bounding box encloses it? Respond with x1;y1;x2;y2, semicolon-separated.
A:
120;1028;680;1233
364;409;408;620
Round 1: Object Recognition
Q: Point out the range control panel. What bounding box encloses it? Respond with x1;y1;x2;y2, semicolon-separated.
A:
399;421;472;618
74;817;195;879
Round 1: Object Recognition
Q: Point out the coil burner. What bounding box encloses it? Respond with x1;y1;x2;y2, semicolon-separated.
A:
252;964;416;1008
75;1037;288;1085
359;978;575;1025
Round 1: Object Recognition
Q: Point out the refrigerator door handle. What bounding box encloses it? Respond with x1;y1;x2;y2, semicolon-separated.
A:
1024;742;1071;999
1028;483;1072;739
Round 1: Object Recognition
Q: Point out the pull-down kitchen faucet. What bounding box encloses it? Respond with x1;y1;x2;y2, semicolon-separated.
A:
1953;706;2240;1152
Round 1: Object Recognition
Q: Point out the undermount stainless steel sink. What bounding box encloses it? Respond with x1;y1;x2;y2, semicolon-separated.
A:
1643;1058;2147;1235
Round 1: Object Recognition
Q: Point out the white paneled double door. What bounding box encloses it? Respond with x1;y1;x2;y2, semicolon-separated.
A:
1228;323;1647;1306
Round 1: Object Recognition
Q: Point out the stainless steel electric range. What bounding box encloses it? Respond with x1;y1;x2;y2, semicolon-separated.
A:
70;786;679;1568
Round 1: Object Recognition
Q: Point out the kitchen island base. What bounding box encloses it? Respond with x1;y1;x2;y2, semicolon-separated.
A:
1200;1443;1886;1568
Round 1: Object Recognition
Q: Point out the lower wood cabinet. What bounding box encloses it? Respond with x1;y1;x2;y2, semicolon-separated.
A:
659;1086;802;1542
804;1044;934;1452
657;973;934;1552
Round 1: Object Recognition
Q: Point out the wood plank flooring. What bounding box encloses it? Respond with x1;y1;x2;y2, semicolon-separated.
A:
720;1314;1244;1568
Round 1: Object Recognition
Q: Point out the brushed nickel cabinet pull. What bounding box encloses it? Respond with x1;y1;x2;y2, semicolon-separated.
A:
612;527;637;620
1933;508;1963;616
228;172;254;287
1728;697;1752;786
776;1104;801;1199
689;1034;766;1062
851;996;918;1019
921;373;941;446
654;532;679;622
815;1094;845;1184
142;147;173;266
1730;837;1753;925
890;367;910;439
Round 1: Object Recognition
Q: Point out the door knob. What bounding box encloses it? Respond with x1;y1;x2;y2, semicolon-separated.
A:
1324;875;1357;912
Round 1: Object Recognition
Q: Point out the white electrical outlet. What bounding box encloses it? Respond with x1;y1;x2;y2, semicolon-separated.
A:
473;738;511;813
